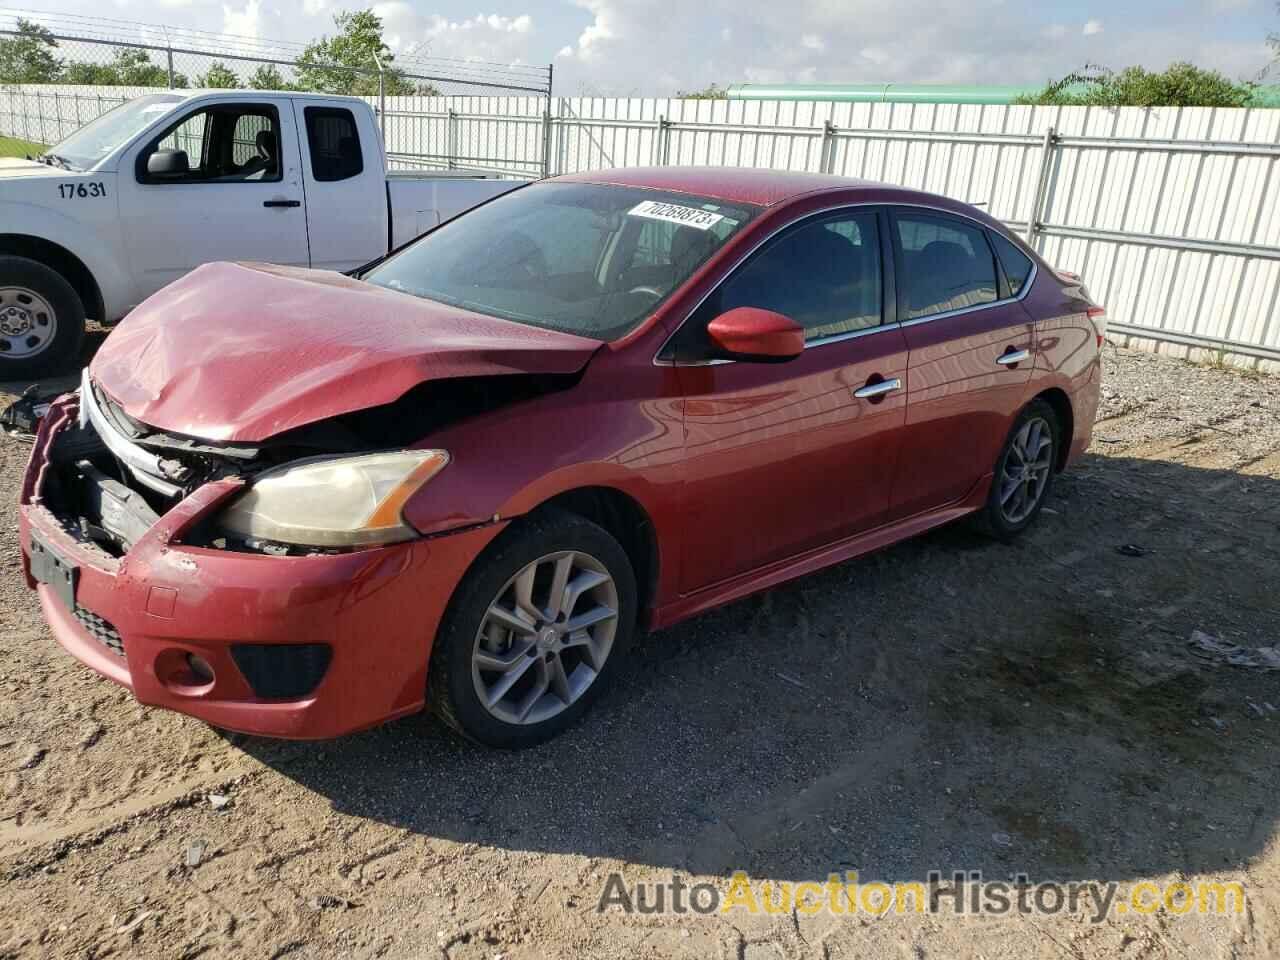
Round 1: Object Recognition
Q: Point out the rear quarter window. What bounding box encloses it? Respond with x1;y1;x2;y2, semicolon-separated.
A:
989;230;1035;296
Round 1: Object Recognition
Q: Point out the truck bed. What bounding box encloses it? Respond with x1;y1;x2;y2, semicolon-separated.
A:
385;171;524;248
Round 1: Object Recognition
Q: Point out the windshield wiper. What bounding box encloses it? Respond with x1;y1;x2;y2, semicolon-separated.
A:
37;153;78;171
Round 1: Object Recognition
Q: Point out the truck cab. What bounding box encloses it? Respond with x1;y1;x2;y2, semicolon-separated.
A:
0;90;520;377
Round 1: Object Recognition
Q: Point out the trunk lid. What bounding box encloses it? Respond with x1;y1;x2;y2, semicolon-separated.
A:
90;261;602;442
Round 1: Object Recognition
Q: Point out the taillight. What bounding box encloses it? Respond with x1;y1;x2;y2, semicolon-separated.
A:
1087;306;1107;348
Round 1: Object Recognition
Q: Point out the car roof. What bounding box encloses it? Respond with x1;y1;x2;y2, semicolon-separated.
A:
556;166;920;208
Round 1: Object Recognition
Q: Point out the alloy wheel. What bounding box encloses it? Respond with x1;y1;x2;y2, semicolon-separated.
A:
0;286;58;360
999;416;1053;524
471;550;619;726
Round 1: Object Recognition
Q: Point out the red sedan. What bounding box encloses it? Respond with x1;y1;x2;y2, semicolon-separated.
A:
19;167;1103;747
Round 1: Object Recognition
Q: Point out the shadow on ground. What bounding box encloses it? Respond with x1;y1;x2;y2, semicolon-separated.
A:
231;452;1280;885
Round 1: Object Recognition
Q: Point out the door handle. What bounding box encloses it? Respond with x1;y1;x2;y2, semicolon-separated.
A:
263;199;301;208
996;349;1030;366
853;377;901;400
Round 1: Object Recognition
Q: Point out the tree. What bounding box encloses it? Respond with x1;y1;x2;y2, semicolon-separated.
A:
247;63;292;90
0;18;63;84
676;83;727;99
296;9;413;96
1016;62;1255;108
1269;3;1278;74
60;48;188;88
197;61;240;88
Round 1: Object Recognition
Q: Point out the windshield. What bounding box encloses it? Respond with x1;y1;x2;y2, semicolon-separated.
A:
362;182;758;341
50;94;185;170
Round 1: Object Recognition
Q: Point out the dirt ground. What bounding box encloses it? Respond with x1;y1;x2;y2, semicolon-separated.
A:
0;342;1278;960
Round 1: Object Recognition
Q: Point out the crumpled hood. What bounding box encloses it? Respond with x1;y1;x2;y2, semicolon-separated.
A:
91;261;602;442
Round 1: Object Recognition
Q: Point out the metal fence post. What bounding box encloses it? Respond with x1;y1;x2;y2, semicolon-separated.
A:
373;53;386;144
1024;124;1057;247
820;119;836;174
166;48;175;89
447;108;457;169
542;64;558;180
540;104;552;179
654;115;670;166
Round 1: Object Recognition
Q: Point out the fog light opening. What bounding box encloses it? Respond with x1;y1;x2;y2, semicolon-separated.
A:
186;653;215;684
156;648;217;695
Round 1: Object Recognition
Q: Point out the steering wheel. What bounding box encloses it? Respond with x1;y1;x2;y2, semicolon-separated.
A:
627;285;664;301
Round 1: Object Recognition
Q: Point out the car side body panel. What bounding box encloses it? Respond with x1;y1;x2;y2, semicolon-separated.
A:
890;301;1038;519
672;326;909;593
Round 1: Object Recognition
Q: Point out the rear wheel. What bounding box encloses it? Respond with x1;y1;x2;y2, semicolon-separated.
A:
0;256;85;380
976;398;1060;540
428;510;637;748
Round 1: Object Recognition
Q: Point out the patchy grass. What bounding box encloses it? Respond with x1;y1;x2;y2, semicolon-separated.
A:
0;135;45;159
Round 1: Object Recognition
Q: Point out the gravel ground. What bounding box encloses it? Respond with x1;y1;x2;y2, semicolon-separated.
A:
0;342;1278;959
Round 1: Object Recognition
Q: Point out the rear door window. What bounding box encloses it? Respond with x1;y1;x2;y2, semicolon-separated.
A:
894;212;998;320
304;107;363;182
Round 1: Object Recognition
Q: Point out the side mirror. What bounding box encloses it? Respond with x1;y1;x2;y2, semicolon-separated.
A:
146;149;189;177
706;307;805;363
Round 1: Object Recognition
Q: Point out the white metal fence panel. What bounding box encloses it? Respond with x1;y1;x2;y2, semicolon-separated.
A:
3;85;1279;368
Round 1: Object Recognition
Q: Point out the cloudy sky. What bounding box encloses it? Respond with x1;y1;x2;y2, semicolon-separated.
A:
12;0;1279;94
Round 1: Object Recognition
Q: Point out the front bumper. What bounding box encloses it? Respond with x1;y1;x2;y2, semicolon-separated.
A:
19;395;504;739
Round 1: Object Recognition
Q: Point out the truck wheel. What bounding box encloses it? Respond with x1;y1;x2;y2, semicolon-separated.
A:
0;256;86;380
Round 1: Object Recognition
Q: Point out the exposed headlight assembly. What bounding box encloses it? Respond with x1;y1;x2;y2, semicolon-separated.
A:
219;450;449;548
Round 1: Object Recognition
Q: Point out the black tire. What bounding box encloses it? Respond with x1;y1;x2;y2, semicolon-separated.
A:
0;255;86;380
428;509;638;748
974;398;1061;541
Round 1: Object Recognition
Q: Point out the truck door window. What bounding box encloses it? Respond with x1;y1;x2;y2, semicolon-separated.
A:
304;107;363;182
138;105;282;184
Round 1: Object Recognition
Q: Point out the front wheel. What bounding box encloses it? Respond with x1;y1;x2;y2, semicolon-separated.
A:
428;509;638;748
975;398;1060;540
0;256;86;379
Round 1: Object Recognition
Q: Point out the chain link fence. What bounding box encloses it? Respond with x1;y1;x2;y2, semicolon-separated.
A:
0;8;553;170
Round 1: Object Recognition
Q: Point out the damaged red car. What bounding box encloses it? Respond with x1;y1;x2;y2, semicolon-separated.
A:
19;167;1103;747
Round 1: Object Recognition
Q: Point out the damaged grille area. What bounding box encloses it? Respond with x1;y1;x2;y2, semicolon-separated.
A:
73;605;125;657
40;369;582;557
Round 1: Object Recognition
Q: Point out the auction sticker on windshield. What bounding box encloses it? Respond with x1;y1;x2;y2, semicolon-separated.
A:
628;200;725;230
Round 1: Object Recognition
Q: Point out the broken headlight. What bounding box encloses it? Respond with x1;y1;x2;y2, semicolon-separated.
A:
218;450;449;548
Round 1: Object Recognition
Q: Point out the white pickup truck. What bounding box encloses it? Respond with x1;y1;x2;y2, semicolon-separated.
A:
0;90;523;376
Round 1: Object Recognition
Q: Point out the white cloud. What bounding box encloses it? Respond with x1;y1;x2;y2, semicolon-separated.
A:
563;0;616;62
1082;19;1103;36
222;0;261;38
372;3;537;63
33;0;1276;97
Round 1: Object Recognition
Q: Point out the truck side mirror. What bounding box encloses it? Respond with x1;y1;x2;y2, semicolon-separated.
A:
147;149;189;177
